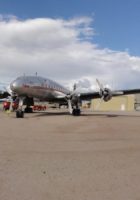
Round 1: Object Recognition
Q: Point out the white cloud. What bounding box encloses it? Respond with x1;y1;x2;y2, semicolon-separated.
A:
0;15;140;91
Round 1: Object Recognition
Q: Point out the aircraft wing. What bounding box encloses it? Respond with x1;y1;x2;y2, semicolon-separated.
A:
118;89;140;95
79;88;140;101
0;91;10;99
53;88;140;102
79;92;100;100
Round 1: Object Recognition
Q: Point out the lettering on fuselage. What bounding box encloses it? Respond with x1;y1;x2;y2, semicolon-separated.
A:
23;84;66;94
11;76;70;100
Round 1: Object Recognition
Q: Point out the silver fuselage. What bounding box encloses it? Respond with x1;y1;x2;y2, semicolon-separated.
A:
10;76;70;101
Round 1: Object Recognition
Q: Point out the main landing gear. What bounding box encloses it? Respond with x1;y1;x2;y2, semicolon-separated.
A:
67;99;81;116
72;108;81;116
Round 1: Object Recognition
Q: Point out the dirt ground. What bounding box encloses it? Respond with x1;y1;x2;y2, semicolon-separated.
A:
0;109;140;200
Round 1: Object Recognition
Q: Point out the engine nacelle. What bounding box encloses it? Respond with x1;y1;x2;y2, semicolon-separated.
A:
101;88;112;102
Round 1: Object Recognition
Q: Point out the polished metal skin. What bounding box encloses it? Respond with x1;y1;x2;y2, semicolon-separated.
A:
10;76;70;101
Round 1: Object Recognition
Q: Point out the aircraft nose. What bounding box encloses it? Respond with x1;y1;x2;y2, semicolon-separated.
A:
10;79;22;92
10;80;17;92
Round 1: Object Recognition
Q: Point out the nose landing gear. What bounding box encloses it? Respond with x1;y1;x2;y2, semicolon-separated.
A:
16;98;24;118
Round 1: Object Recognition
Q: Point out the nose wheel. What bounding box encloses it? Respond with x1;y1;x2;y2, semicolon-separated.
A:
16;110;24;118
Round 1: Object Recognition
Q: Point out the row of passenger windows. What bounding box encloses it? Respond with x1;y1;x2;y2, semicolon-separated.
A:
18;76;67;93
44;82;64;92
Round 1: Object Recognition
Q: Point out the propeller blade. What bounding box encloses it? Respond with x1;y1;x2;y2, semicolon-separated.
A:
6;85;13;96
73;83;77;91
95;96;104;110
67;99;73;114
9;96;13;112
96;79;104;91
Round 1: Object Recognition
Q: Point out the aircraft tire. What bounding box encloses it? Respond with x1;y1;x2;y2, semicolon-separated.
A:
16;110;24;118
72;108;81;116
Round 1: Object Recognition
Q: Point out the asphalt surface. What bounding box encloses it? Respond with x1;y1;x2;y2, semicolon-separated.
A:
0;109;140;200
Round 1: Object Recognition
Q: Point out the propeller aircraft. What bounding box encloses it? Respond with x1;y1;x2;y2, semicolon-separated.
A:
5;75;140;118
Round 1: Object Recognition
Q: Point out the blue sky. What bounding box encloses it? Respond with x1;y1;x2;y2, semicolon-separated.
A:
0;0;140;56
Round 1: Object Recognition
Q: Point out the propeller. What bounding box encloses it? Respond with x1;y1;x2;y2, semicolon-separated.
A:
96;79;112;102
94;79;112;110
95;79;124;110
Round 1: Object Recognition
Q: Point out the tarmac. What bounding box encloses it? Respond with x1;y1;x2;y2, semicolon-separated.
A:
0;108;140;200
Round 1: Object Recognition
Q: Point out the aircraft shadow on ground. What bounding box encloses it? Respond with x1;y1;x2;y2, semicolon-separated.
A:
81;112;140;118
32;111;70;117
31;111;140;118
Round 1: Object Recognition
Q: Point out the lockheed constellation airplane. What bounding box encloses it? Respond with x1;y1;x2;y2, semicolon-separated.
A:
6;75;140;118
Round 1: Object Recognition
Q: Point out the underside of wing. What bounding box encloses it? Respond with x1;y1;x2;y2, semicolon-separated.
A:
79;88;140;101
79;92;100;100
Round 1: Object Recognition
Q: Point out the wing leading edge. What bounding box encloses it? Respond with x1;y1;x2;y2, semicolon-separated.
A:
79;88;140;101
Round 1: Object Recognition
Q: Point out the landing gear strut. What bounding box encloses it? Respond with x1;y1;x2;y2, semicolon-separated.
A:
67;99;81;116
16;98;24;118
